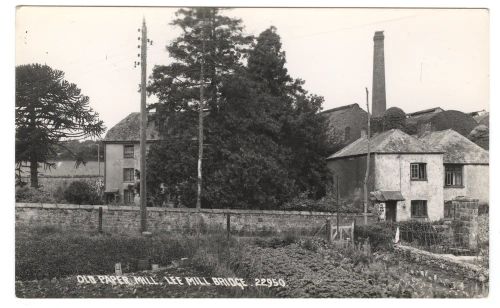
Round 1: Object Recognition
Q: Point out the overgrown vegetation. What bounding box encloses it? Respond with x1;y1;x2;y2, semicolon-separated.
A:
16;178;103;204
16;226;199;281
280;191;362;213
16;225;487;298
15;186;56;203
354;223;394;251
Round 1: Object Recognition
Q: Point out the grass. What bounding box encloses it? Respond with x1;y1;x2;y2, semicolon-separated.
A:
16;224;275;297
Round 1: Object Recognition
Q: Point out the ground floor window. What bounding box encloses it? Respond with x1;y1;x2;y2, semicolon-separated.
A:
123;189;134;204
444;164;463;187
411;200;428;218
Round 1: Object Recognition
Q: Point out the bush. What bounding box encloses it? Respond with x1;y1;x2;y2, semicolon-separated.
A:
354;223;394;251
254;232;299;249
280;191;361;213
300;238;319;252
15;186;56;203
382;107;406;131
63;181;101;205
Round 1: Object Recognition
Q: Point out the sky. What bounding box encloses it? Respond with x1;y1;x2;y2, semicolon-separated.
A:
15;6;489;135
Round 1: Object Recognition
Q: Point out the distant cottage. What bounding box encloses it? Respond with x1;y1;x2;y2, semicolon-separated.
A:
102;112;159;204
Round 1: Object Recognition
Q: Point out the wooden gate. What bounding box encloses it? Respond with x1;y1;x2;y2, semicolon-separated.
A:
326;219;355;243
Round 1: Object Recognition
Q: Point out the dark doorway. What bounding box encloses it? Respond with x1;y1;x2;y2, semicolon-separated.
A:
385;201;397;222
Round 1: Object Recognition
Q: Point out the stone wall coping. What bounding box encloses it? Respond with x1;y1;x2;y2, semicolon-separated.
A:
15;203;373;217
395;244;487;276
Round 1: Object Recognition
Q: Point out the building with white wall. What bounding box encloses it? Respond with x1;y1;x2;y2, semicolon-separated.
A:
103;112;159;204
327;129;444;221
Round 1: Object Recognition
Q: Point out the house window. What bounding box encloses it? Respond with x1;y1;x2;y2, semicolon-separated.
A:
123;145;134;158
123;168;135;182
445;164;463;187
344;127;351;141
123;189;134;204
411;200;428;218
410;163;427;180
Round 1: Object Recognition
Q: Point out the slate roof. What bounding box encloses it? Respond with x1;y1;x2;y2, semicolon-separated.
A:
419;129;489;164
321;103;362;114
103;112;160;142
370;191;405;202
327;129;441;160
407;107;444;117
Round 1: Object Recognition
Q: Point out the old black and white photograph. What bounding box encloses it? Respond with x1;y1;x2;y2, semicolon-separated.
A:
7;2;494;302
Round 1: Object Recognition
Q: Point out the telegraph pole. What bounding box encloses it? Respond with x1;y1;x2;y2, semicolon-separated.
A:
139;18;148;232
363;87;371;225
196;12;206;209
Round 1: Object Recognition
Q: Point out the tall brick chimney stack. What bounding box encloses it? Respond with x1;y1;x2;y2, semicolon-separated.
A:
372;31;386;117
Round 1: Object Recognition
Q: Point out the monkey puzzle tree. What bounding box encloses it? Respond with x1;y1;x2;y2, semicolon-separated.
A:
16;63;105;187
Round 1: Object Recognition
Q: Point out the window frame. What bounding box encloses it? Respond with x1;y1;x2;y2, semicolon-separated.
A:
444;164;464;187
410;163;427;181
123;168;135;182
411;200;428;218
123;189;134;204
123;144;134;159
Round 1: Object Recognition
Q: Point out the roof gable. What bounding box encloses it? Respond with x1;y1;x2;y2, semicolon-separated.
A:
419;129;489;164
327;129;440;160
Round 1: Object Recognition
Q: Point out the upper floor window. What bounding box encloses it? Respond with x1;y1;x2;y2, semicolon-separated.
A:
410;163;427;180
123;168;135;182
124;145;134;158
445;164;463;187
411;200;428;218
344;127;351;141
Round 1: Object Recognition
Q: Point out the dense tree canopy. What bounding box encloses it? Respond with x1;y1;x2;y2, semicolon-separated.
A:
147;8;332;209
16;64;105;187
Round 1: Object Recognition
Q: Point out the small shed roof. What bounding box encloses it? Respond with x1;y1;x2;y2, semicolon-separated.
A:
327;129;440;160
370;191;405;202
104;112;160;142
419;129;489;164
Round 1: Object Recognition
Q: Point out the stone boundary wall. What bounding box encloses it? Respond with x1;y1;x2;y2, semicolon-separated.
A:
394;245;488;283
15;203;375;235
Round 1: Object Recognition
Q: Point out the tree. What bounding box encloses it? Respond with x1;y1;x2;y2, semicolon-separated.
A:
147;8;252;208
246;26;331;199
16;64;105;187
147;16;332;209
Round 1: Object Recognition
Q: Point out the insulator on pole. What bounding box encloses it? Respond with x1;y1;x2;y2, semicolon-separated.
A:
138;54;140;57
137;45;140;48
138;37;140;40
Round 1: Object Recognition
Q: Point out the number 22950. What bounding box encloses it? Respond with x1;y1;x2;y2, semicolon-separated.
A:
254;278;286;287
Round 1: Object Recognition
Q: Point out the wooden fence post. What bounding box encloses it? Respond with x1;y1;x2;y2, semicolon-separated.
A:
98;206;103;233
326;218;332;243
226;213;231;240
351;220;355;242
